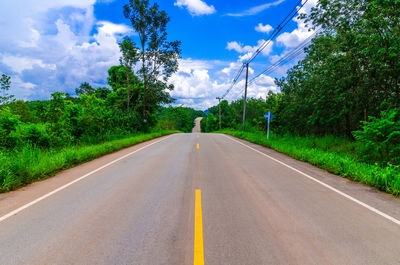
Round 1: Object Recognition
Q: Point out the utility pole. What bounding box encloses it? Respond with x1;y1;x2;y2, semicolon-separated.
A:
216;97;222;130
242;63;249;132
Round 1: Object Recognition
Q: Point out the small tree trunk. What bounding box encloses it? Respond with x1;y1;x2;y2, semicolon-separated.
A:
364;107;367;122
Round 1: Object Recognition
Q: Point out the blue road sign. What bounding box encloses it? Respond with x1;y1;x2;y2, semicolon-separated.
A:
264;111;274;139
264;111;274;121
204;109;208;115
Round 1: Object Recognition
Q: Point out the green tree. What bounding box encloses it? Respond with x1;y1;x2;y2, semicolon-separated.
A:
119;37;139;115
123;0;181;120
75;82;95;96
0;74;14;106
9;100;31;123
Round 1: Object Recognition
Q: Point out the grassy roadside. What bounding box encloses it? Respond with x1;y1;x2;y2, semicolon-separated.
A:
218;130;400;197
0;130;179;192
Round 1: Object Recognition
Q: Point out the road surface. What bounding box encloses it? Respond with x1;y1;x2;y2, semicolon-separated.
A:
0;132;399;264
192;117;202;133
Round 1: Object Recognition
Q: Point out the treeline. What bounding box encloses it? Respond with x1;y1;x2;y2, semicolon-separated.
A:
276;0;399;136
0;74;200;150
203;0;400;166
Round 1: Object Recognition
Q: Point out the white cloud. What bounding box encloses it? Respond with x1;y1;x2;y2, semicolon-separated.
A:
226;0;286;17
248;74;279;98
169;58;228;109
226;40;274;57
0;0;133;100
276;19;314;48
169;58;279;109
174;0;216;16
96;21;132;36
220;62;242;76
276;0;318;48
255;23;273;34
226;41;254;54
1;55;56;74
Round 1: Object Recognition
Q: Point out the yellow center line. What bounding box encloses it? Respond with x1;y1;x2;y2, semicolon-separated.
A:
194;190;204;265
197;143;199;149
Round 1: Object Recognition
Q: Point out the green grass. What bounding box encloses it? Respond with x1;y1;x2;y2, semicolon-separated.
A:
0;130;179;192
218;130;400;197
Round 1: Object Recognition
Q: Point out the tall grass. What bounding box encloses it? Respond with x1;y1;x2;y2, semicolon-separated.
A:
0;131;178;192
219;130;400;197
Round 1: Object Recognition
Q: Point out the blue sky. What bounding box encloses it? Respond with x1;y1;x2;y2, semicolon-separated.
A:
0;0;316;109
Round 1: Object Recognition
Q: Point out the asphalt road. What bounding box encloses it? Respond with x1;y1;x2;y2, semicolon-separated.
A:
0;131;400;264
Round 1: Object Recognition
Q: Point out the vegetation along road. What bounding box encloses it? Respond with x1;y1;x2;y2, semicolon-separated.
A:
0;131;399;264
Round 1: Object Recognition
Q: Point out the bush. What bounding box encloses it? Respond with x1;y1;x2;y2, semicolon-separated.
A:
0;107;21;148
353;108;400;165
11;123;51;148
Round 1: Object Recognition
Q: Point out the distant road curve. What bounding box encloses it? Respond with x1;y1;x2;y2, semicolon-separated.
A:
192;117;202;133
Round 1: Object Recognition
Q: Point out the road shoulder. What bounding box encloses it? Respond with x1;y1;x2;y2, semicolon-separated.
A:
0;134;175;218
219;133;400;223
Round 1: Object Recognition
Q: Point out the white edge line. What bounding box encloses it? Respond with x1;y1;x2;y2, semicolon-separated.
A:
0;135;174;224
222;134;400;226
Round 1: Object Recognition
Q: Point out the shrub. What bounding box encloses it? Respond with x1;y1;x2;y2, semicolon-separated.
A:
11;123;51;148
353;108;400;165
0;107;21;148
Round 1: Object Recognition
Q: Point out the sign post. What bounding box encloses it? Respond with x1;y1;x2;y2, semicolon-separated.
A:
264;111;274;139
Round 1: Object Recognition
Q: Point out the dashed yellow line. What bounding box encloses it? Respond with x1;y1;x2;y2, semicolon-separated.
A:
194;190;204;265
197;143;199;149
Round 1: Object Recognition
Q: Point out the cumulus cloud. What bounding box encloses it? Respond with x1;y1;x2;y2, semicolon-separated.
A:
169;58;228;109
226;40;274;58
226;0;286;17
174;0;216;16
276;19;314;48
0;0;132;99
276;0;317;48
255;23;273;34
96;21;132;36
248;74;279;98
169;57;279;109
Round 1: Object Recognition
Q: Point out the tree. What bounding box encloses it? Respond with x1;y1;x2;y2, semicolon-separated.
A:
119;37;139;115
123;0;181;120
107;65;142;114
94;87;111;100
75;82;94;96
0;74;14;106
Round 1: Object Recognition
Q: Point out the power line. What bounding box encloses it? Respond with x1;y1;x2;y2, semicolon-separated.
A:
249;28;321;85
246;0;309;64
230;31;318;101
215;0;312;132
220;63;245;99
218;0;309;101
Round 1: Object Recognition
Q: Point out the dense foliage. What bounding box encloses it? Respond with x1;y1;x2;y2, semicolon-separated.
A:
277;0;399;136
0;78;199;151
157;106;203;133
203;0;400;167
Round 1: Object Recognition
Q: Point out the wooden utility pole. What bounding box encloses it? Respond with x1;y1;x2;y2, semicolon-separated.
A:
216;97;222;130
242;63;249;132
